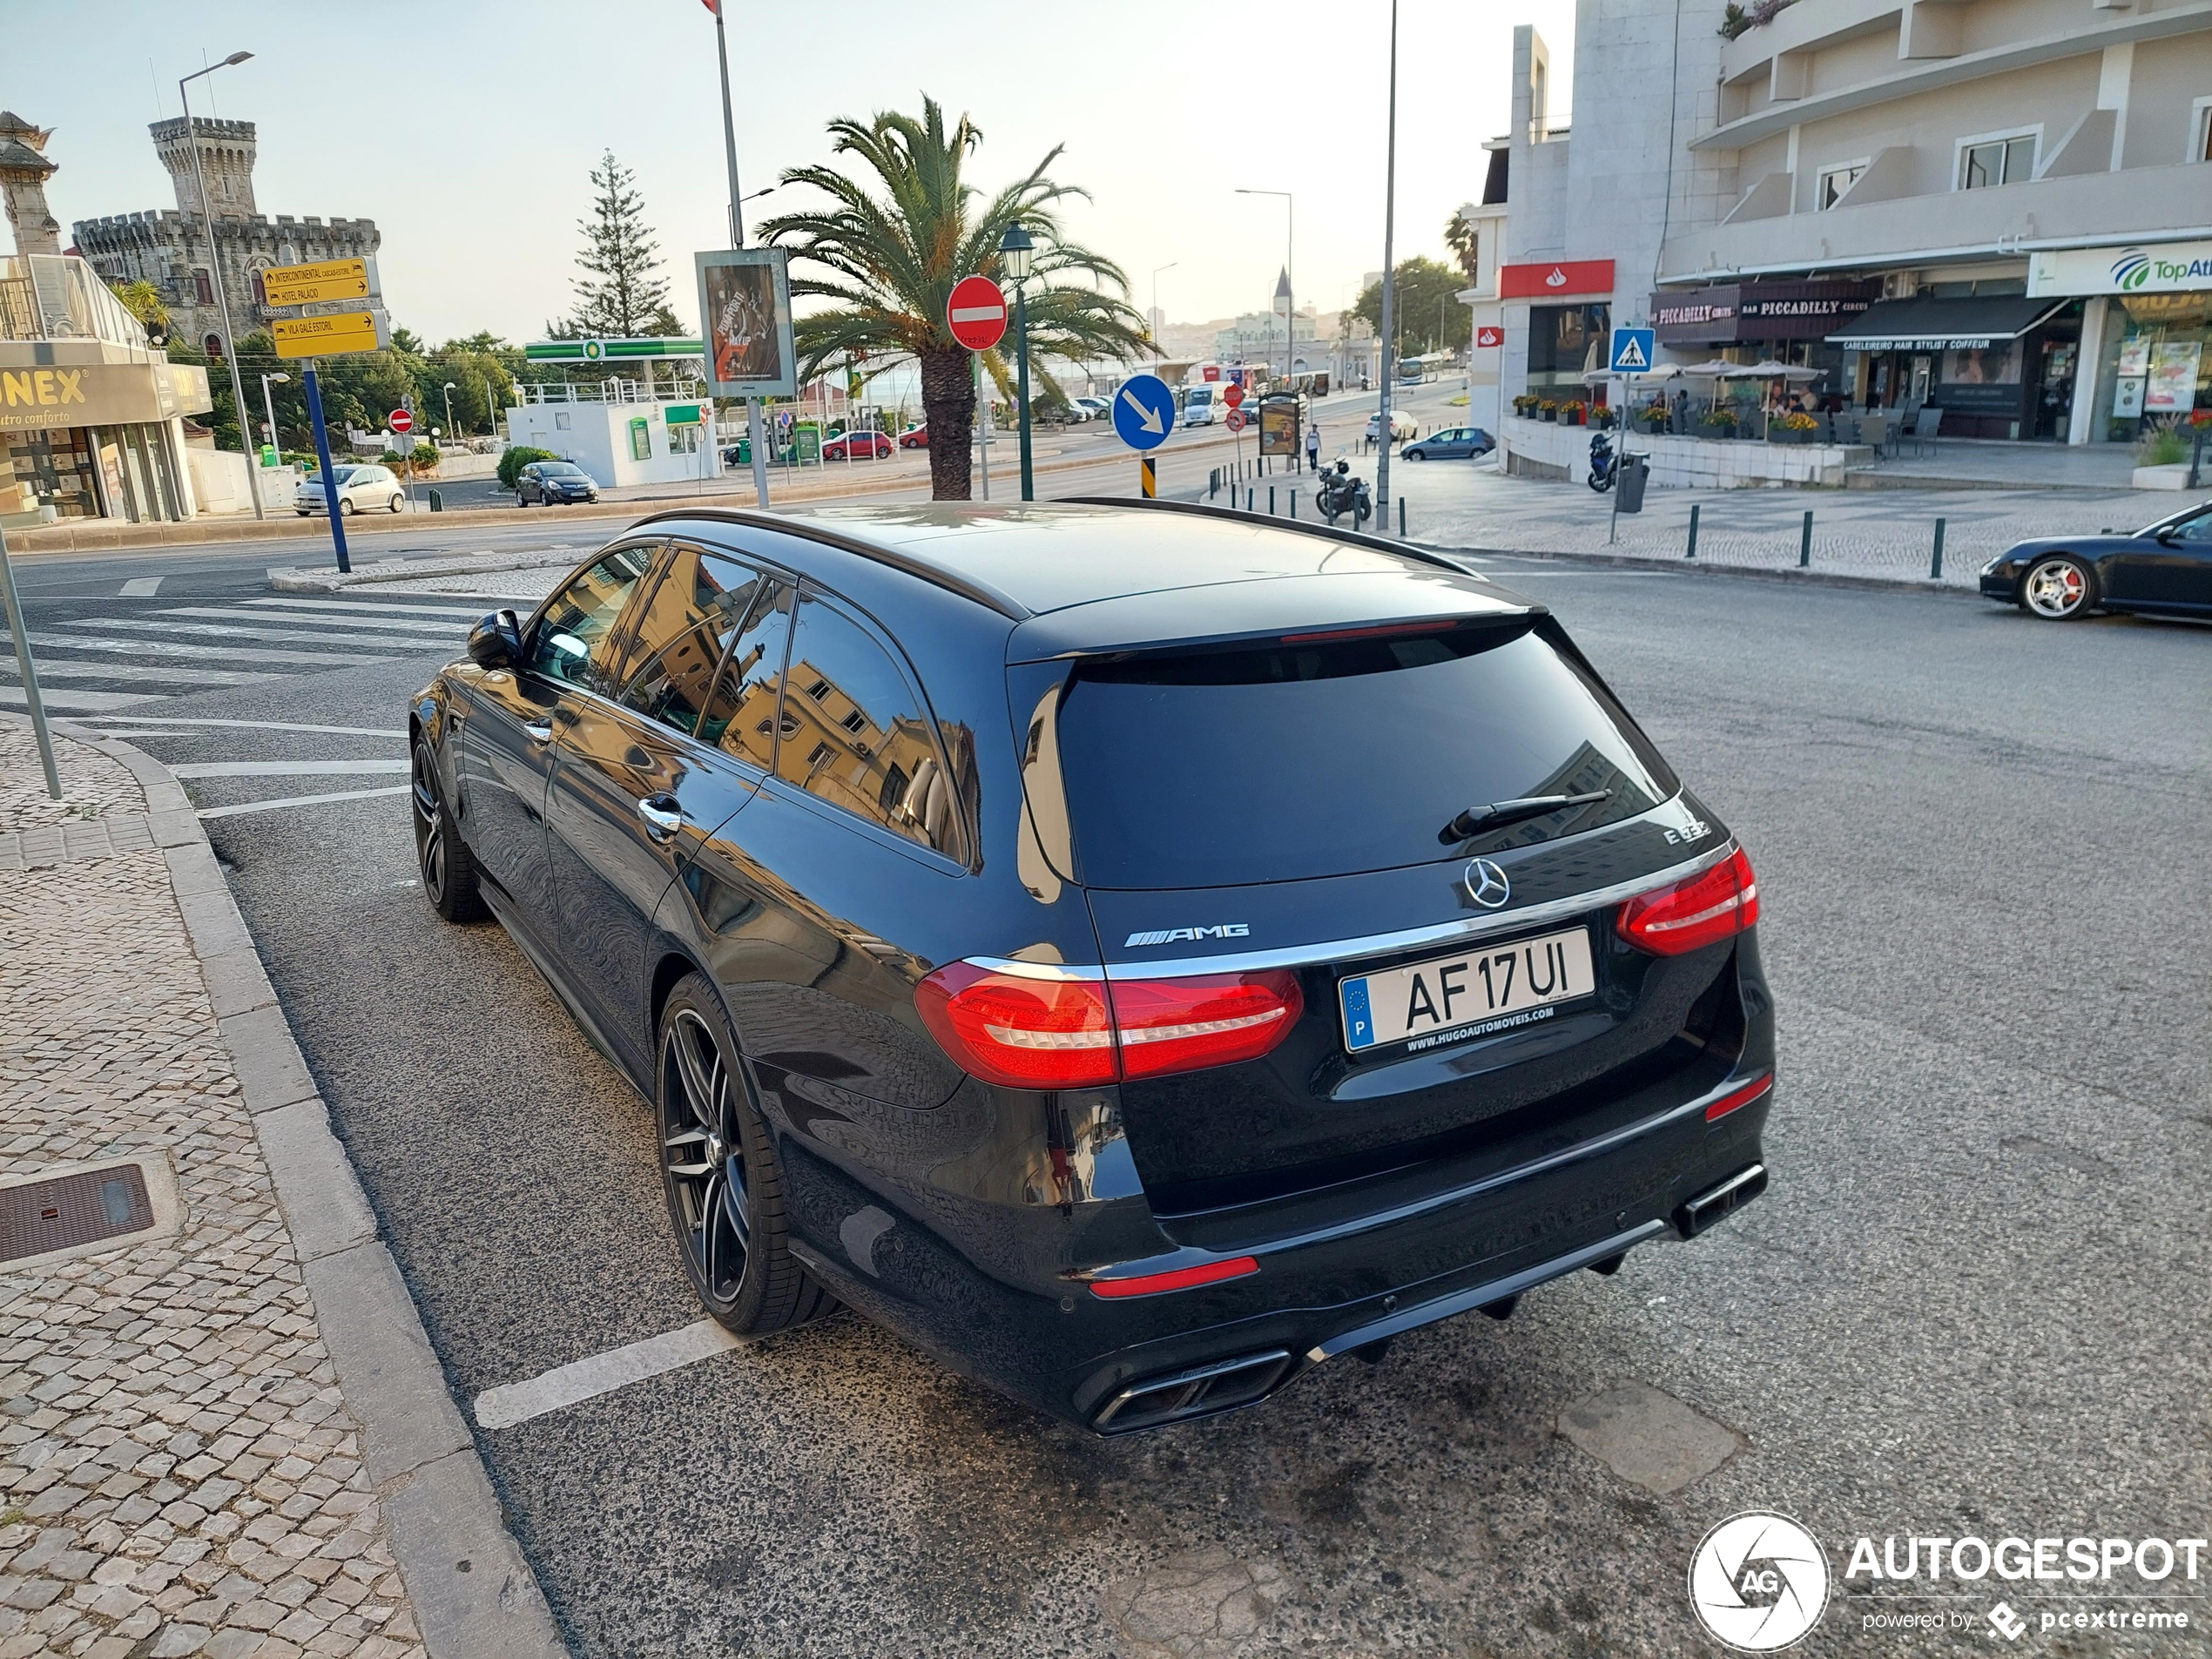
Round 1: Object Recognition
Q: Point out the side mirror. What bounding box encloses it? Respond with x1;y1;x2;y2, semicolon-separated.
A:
2155;528;2182;546
466;610;523;669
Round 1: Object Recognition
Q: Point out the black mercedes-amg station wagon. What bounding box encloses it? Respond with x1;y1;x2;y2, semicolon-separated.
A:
410;502;1775;1433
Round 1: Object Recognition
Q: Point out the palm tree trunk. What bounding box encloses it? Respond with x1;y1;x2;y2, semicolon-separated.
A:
921;347;975;500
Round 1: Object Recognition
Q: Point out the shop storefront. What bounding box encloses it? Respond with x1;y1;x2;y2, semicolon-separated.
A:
1652;280;1881;397
1501;260;1615;401
0;361;209;524
2029;239;2211;444
1825;296;2082;441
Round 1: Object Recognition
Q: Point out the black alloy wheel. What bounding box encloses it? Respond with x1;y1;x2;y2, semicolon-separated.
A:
656;975;833;1337
411;738;484;921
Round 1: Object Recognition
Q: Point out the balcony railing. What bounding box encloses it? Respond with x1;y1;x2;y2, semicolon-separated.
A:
0;254;159;355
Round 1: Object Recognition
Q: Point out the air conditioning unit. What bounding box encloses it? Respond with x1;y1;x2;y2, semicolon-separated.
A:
1881;272;1914;300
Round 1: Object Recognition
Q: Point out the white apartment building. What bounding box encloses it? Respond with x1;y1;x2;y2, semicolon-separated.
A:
1499;0;2212;444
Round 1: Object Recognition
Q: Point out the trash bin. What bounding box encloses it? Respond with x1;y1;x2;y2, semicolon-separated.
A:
1616;455;1649;515
428;488;443;513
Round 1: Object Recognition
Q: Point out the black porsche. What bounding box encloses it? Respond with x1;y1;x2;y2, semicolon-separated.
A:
1979;499;2212;621
408;502;1776;1434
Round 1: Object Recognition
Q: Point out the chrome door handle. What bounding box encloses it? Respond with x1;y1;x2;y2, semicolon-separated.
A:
636;796;685;840
523;718;554;745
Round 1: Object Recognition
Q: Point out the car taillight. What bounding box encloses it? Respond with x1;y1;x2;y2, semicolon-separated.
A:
912;963;1115;1089
1616;847;1759;955
914;964;1302;1089
1109;971;1304;1080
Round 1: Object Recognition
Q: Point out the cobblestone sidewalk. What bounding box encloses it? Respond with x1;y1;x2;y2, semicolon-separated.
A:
0;724;561;1659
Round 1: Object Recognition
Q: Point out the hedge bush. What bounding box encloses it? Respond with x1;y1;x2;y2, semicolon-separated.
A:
498;446;556;490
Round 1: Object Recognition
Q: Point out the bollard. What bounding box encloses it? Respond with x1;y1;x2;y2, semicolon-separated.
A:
1931;517;1946;580
1685;501;1700;560
1210;469;1217;499
1271;485;1277;515
1246;488;1254;512
1798;509;1813;569
1399;497;1407;538
428;488;442;513
1291;490;1298;519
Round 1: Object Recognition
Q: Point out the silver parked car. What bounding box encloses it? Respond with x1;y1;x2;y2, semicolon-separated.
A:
295;463;404;516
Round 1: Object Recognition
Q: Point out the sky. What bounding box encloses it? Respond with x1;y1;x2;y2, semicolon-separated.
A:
13;0;1578;347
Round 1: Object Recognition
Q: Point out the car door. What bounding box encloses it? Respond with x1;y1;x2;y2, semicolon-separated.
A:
2104;507;2212;610
454;542;659;939
677;581;971;1116
541;544;786;1069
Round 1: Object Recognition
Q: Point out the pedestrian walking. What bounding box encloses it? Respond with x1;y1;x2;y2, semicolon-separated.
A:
1305;421;1320;474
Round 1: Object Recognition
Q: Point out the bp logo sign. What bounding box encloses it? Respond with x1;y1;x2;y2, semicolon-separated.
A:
581;340;605;360
1689;1513;1831;1651
2111;249;2152;292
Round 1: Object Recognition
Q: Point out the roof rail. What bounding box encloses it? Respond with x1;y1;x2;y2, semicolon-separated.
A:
622;506;1030;620
1054;496;1479;579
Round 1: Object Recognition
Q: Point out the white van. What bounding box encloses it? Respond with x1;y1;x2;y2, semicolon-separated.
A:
1183;383;1222;426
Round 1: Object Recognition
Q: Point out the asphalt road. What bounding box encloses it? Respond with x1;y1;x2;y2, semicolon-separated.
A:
10;517;2204;1656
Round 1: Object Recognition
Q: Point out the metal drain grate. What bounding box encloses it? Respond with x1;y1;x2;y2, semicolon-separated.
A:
0;1163;155;1263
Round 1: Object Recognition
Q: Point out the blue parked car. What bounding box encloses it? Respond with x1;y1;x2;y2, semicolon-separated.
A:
1402;427;1494;461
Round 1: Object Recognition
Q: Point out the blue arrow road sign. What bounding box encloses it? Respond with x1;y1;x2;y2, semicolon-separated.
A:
1609;327;1656;374
1112;373;1176;451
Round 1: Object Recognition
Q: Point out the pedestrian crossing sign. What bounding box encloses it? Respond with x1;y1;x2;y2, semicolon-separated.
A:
1609;327;1656;374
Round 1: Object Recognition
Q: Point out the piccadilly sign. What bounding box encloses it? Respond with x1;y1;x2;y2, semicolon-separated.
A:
2028;239;2212;296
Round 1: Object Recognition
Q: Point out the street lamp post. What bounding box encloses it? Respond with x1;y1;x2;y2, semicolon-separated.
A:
999;223;1035;502
1376;0;1401;520
1236;187;1293;388
1150;262;1177;347
259;371;287;463
442;380;458;440
179;51;261;522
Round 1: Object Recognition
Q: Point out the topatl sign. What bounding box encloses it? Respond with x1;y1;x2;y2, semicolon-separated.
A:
2028;239;2212;297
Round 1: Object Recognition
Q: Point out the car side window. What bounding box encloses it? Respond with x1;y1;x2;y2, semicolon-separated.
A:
620;549;772;742
527;543;658;694
709;577;798;772
2174;509;2212;543
777;590;957;855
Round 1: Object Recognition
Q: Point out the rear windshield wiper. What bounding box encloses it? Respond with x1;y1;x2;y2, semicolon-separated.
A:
1440;790;1611;845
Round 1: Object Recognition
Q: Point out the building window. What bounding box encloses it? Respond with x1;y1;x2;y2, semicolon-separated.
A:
667;422;701;455
1817;165;1864;209
1959;132;2035;190
2194;98;2212;162
554;410;571;429
192;270;213;305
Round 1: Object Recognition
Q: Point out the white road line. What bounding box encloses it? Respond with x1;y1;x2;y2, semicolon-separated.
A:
172;759;409;779
158;605;466;636
79;716;406;738
118;577;164;597
2;631;399;666
0;684;158;712
473;1320;738;1431
196;784;411;819
54;617;451;651
240;597;491;621
0;659;279;686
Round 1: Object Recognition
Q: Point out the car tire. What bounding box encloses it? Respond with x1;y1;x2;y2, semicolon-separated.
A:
516;490;529;507
657;974;835;1338
411;737;485;923
1406;448;1426;461
2021;554;2095;620
388;494;404;513
294;509;310;517
339;497;355;516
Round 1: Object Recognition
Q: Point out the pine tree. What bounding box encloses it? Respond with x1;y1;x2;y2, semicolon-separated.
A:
561;152;683;339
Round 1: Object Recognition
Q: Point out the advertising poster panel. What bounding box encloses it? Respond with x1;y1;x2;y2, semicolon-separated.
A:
697;248;798;399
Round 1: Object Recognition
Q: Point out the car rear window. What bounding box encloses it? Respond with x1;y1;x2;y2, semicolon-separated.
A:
1052;620;1677;889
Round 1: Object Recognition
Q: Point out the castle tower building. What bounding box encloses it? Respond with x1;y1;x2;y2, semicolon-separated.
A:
151;115;259;219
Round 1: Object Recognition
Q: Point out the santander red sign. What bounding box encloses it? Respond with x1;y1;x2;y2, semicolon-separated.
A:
1498;260;1615;300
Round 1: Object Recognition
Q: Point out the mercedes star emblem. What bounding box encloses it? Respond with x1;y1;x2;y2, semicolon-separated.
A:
1464;858;1511;909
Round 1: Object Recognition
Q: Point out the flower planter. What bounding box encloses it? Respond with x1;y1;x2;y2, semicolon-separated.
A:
1770;428;1814;444
1541;410;1557;422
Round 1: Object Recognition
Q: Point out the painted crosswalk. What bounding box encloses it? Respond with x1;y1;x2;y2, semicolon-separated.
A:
0;593;475;713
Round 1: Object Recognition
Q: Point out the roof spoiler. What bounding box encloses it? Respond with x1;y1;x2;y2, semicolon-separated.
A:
1054;495;1481;579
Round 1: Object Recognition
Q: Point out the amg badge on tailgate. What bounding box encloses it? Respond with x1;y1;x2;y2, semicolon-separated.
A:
1125;923;1250;948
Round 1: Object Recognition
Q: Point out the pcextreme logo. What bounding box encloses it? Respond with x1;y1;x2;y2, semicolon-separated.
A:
1689;1513;1831;1652
2111;248;2152;292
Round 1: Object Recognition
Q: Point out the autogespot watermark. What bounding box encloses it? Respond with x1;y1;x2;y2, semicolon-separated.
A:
1689;1520;2207;1649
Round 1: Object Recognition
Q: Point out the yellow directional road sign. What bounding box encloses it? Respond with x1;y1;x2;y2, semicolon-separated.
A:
272;310;386;360
261;257;370;307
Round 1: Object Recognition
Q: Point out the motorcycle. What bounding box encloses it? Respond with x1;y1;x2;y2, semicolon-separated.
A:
1317;459;1373;527
1587;430;1617;493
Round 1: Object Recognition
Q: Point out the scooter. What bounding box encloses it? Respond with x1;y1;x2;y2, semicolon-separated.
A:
1317;459;1373;526
1587;430;1617;493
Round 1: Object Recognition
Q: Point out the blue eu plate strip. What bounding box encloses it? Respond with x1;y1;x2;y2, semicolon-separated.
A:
1341;977;1374;1050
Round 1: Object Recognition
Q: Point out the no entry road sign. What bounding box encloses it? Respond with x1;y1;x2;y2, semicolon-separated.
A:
947;276;1008;352
1112;374;1176;451
1225;408;1247;432
388;408;414;435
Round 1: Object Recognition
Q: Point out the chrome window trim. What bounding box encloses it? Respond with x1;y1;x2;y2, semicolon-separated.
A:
1101;839;1737;981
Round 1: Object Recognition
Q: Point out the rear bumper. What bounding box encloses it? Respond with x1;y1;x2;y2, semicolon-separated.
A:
780;1071;1771;1434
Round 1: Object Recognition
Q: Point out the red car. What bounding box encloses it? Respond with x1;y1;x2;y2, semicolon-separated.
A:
898;424;928;449
822;431;894;461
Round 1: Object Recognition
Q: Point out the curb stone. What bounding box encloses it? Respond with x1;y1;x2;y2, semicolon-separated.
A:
1422;540;1982;598
47;718;572;1659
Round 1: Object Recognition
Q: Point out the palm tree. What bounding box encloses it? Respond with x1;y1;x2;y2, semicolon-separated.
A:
760;98;1153;500
1444;208;1480;285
